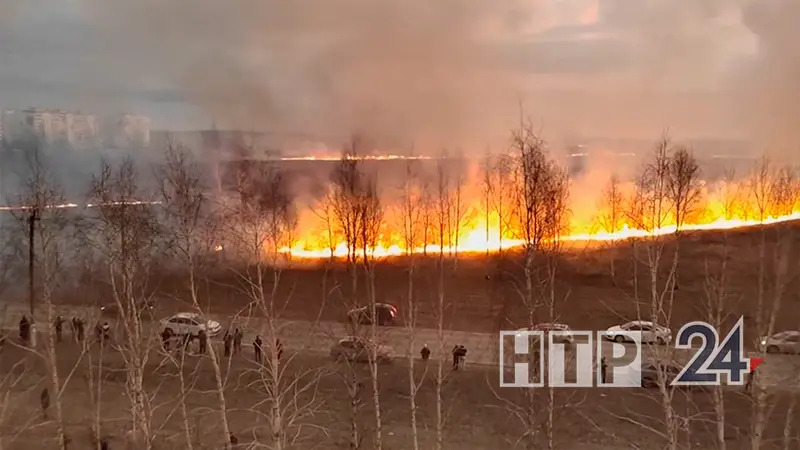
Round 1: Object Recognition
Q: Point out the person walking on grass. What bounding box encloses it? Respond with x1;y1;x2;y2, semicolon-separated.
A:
421;344;431;361
223;330;233;357
746;367;757;393
101;322;111;344
70;317;79;342
54;315;64;343
198;329;208;355
40;387;50;420
73;317;85;342
19;316;30;346
456;345;467;369
276;338;284;360
233;328;243;355
254;335;263;363
161;329;171;352
600;357;608;384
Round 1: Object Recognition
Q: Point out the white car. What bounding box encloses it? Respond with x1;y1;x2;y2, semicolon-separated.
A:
605;321;671;345
760;331;800;354
160;313;222;338
523;323;574;344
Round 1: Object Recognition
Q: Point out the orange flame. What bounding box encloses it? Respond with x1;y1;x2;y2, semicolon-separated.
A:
278;172;800;259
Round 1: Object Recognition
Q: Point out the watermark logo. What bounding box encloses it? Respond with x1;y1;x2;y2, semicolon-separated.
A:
672;317;763;386
499;330;642;388
499;317;764;388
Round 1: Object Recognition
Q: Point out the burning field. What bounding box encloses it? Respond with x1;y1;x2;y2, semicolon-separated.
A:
217;136;800;260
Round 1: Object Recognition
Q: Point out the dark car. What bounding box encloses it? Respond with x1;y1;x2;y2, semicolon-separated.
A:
347;303;398;326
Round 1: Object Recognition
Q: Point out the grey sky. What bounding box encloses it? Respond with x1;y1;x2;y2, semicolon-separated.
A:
2;0;794;149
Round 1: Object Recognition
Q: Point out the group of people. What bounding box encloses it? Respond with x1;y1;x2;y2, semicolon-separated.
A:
416;344;469;370
12;315;105;347
158;326;285;365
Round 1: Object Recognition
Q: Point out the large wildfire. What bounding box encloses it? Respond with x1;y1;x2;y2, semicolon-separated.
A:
270;150;800;259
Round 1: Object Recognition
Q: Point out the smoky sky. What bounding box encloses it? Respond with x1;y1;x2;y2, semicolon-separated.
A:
1;0;799;153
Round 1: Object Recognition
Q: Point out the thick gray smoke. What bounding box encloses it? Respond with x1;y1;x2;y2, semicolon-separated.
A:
598;0;800;155
735;0;800;155
80;0;535;149
2;0;798;154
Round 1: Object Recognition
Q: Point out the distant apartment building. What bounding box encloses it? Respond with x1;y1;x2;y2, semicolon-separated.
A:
0;108;149;150
104;114;150;148
0;108;101;149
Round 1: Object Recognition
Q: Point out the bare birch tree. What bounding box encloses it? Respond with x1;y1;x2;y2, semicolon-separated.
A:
10;148;73;449
397;158;426;450
481;151;494;257
328;136;385;450
745;158;798;449
157;142;235;448
426;153;468;450
598;175;626;285
227;148;331;449
698;199;742;450
86;158;162;448
624;135;683;449
666;146;702;290
495;120;571;450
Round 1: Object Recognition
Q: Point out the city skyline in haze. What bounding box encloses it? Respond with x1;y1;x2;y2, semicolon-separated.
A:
0;0;793;149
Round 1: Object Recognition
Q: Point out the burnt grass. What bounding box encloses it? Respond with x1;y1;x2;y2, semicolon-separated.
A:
39;222;800;448
1;341;799;450
89;220;800;343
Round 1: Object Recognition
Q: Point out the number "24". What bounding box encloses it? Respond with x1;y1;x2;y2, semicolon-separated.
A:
672;317;751;386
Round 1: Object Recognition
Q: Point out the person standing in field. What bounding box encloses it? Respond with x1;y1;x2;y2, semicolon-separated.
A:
19;316;30;346
456;345;467;369
600;357;608;384
40;387;50;420
54;316;64;343
198;329;208;355
254;335;263;363
223;331;233;357
421;344;431;361
233;329;243;355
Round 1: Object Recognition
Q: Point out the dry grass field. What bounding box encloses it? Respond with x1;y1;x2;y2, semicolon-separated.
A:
118;220;800;342
5;221;800;449
2;338;799;450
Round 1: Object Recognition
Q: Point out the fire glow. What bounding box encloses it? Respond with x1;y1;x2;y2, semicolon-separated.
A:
280;211;800;259
270;153;800;259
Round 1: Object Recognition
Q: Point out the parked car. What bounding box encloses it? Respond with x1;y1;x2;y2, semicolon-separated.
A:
101;299;156;317
330;337;392;363
160;312;222;338
605;320;672;345
347;303;398;326
760;331;800;354
522;323;574;344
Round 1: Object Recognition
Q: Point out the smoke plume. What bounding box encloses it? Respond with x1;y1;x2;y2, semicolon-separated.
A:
23;0;795;155
736;0;800;155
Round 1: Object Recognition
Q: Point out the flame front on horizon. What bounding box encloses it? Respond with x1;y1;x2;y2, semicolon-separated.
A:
277;166;800;259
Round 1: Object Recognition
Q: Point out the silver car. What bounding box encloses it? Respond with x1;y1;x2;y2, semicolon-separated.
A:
605;320;672;345
160;312;222;338
531;323;575;344
760;331;800;354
